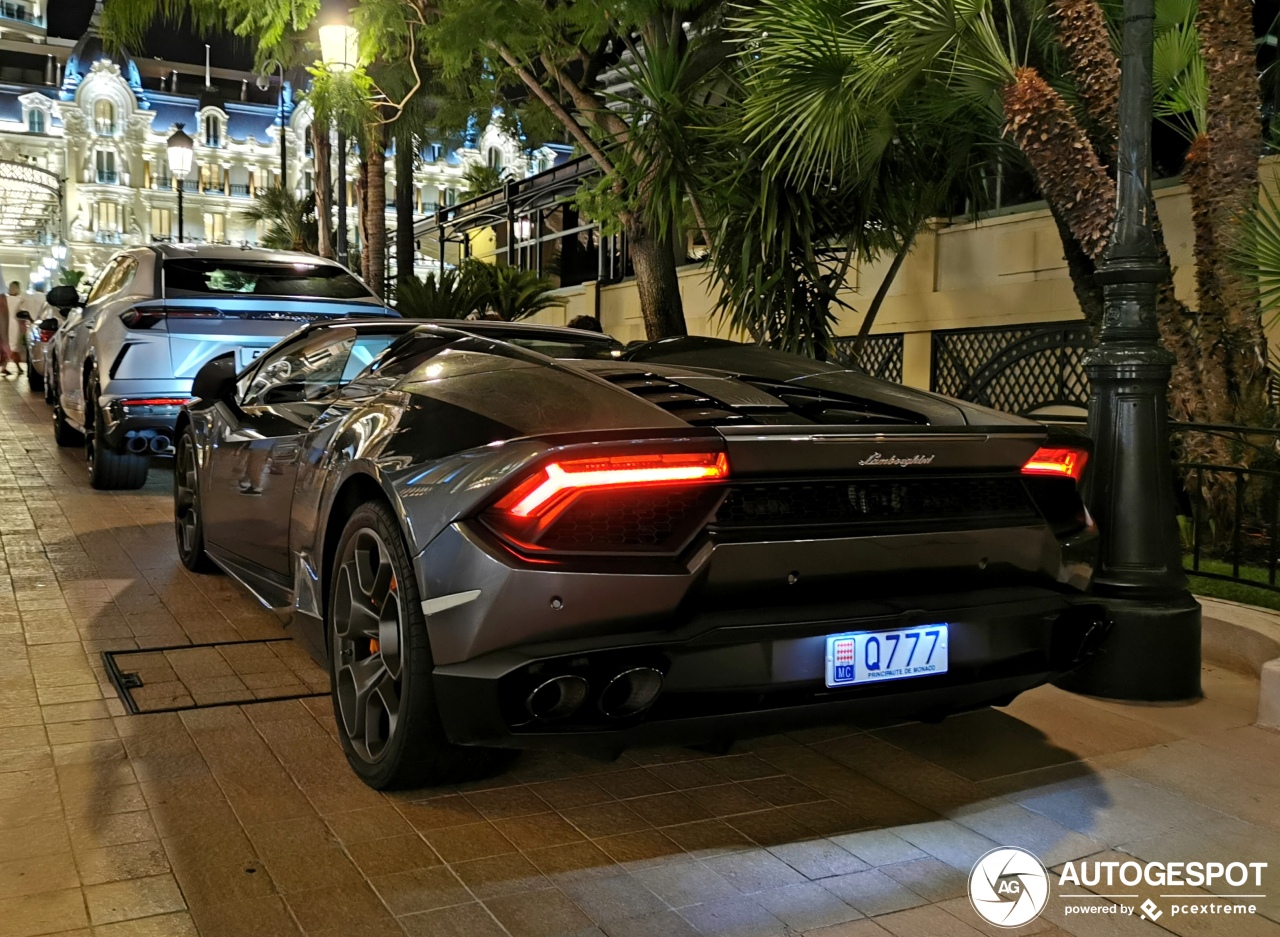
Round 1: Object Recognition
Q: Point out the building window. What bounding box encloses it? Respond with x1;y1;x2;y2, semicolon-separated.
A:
199;164;222;193
27;109;44;134
204;213;226;242
487;147;503;170
204;115;221;147
95;150;117;184
151;208;172;240
305;127;314;158
94;99;116;135
94;201;121;238
303;170;313;194
442;187;457;207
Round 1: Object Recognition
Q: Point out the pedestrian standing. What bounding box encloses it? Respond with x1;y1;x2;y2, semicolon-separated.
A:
8;280;39;375
0;282;13;377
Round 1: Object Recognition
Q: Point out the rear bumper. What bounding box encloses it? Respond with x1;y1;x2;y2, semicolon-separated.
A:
100;397;186;451
431;589;1109;754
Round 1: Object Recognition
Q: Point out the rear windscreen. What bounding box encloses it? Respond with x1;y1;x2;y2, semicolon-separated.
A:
163;259;376;300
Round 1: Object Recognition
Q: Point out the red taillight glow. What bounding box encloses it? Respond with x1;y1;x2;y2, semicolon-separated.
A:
496;451;730;519
119;397;194;407
1022;446;1088;482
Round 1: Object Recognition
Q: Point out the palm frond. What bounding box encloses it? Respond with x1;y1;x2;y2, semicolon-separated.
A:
1232;186;1280;321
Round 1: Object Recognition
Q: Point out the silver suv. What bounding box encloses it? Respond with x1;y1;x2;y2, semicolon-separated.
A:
48;244;394;489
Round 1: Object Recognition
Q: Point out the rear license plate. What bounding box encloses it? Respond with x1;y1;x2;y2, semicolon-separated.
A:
237;347;266;369
825;625;949;687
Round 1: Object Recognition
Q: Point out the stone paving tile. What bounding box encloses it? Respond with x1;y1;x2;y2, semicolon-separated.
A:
3;368;1280;937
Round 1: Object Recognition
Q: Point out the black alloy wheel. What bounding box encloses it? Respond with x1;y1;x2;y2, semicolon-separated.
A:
52;384;83;450
328;500;505;789
85;376;149;490
26;348;43;393
174;427;216;572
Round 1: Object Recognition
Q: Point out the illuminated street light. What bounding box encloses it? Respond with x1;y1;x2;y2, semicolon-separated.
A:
320;11;359;266
167;123;194;242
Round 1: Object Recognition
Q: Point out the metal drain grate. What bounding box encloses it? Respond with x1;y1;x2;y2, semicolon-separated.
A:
103;639;328;714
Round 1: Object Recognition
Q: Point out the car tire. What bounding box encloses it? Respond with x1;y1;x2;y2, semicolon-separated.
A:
86;378;149;490
26;349;43;393
328;500;507;790
52;386;83;447
174;427;217;573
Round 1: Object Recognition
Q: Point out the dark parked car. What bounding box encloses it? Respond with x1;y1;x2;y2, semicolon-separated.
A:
176;319;1107;789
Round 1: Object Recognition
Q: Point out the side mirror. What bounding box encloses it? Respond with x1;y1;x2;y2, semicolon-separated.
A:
39;318;60;333
46;286;81;310
192;352;237;402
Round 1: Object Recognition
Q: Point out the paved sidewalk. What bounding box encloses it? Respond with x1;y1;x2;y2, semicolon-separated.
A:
1;370;1277;937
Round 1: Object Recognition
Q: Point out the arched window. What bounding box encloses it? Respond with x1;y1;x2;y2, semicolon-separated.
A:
486;146;503;170
27;109;44;134
204;115;221;147
94;99;116;135
304;126;314;158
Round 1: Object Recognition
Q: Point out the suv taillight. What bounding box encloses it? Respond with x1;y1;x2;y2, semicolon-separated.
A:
482;450;729;555
120;306;222;329
120;308;165;329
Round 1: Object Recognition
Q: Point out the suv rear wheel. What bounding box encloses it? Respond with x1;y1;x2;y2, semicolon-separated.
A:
85;376;149;490
52;368;83;447
25;348;43;393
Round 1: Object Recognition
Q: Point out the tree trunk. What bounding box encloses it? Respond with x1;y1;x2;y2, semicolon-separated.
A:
1048;206;1105;335
312;119;333;260
627;223;687;339
1001;68;1115;259
366;131;387;299
356;157;370;284
1048;0;1120;155
851;236;913;358
395;132;415;287
1197;0;1267;424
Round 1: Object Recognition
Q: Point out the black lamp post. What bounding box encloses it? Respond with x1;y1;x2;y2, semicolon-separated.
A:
1056;0;1201;701
320;15;358;268
167;124;193;243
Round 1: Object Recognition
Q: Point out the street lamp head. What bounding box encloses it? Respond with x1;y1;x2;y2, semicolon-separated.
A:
167;123;194;179
319;22;359;71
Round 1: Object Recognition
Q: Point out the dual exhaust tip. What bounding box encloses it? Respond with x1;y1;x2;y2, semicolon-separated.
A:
126;435;172;454
526;667;664;722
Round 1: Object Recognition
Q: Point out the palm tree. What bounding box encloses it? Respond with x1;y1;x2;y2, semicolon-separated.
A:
239;185;317;253
737;0;1266;427
460;163;504;200
486;264;566;321
395;267;483;318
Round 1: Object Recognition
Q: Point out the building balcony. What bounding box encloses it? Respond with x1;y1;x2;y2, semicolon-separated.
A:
181;179;197;192
96;171;119;184
154;176;172;190
229;184;251;197
0;4;43;28
94;231;123;245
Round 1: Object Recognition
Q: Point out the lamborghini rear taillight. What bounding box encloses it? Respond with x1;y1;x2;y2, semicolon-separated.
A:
1021;446;1088;483
483;450;729;555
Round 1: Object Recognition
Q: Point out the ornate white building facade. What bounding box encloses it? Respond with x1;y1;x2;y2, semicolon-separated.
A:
0;8;568;288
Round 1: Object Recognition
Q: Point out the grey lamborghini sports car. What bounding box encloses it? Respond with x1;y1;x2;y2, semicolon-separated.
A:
177;318;1108;789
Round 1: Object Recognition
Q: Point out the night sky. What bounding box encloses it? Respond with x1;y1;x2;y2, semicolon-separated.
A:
49;0;256;71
